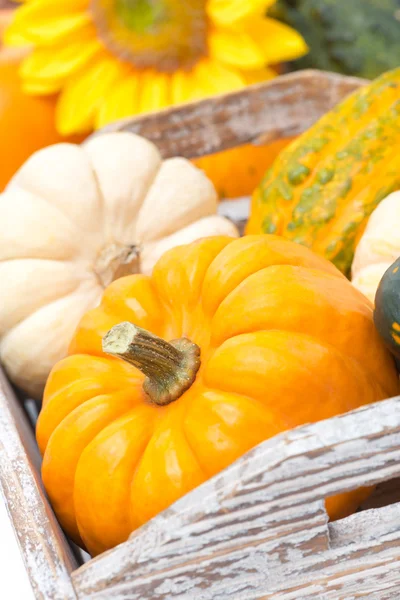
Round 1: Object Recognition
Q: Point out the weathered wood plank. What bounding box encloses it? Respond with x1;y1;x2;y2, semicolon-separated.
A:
73;396;400;599
99;70;366;159
0;370;78;600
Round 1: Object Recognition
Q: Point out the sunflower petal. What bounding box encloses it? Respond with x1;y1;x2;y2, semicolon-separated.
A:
16;0;89;9
242;66;277;85
192;59;246;99
56;55;127;135
138;71;170;114
209;28;265;69
22;77;64;95
20;51;70;95
246;17;308;64
4;20;33;47
5;0;89;47
11;12;91;45
208;0;274;26
5;0;90;45
20;28;102;82
95;74;140;129
171;69;196;105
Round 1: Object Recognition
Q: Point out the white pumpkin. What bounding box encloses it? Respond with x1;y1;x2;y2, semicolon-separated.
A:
0;132;238;398
352;191;400;303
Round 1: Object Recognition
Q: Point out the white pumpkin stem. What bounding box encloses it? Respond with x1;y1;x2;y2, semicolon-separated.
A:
94;244;140;287
102;322;201;406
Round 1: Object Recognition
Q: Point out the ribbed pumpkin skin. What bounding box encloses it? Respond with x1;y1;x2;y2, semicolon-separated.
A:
247;68;400;274
37;236;398;556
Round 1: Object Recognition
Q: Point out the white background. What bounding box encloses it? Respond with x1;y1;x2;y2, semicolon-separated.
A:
1;491;34;598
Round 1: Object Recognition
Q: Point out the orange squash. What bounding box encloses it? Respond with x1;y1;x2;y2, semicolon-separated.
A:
37;235;398;556
193;138;295;199
0;47;81;190
247;68;400;275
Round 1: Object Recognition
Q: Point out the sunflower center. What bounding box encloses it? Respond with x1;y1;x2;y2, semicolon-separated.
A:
91;0;208;72
115;0;164;33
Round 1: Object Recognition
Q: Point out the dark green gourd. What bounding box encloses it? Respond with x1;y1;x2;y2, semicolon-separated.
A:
374;257;400;363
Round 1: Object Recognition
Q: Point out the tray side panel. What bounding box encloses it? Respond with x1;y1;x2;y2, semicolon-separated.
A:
0;369;78;600
74;395;400;599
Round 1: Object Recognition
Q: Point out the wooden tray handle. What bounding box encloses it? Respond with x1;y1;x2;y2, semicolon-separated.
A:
74;396;400;599
98;70;366;160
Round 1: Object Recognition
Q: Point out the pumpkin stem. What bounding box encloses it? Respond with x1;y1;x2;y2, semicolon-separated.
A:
94;244;140;288
102;322;201;406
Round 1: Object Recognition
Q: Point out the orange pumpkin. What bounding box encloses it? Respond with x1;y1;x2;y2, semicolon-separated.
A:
0;46;81;190
37;235;398;556
193;138;295;199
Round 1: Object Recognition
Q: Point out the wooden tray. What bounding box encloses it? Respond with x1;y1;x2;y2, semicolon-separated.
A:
3;70;400;600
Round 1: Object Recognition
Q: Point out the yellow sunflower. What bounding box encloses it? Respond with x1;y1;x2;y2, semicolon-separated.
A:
5;0;307;135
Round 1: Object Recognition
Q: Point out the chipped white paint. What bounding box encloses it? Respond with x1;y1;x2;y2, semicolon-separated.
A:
74;397;400;599
0;370;78;599
99;70;366;159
